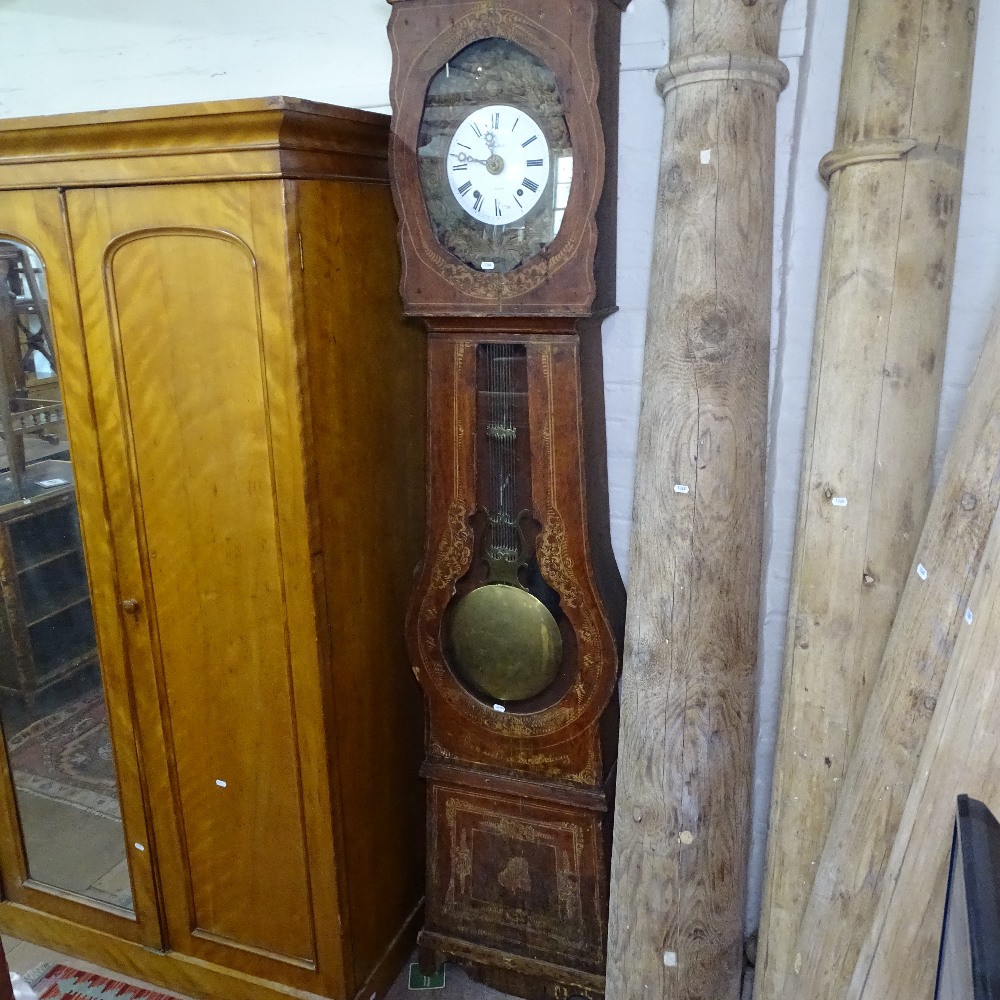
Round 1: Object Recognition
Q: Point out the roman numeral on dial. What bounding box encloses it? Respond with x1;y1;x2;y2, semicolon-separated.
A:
522;178;539;193
458;181;472;196
526;159;544;167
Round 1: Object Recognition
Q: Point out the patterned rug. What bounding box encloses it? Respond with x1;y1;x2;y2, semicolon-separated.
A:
7;688;121;821
29;964;185;999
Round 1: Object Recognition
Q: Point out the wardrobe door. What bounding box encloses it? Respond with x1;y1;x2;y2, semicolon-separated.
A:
64;182;346;995
0;189;162;948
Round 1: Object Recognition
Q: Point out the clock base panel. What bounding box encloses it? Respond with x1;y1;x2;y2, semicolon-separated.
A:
421;773;611;1000
418;930;605;1000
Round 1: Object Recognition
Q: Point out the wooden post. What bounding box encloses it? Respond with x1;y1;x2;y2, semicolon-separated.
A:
849;507;1000;1000
787;305;1000;1000
606;5;787;999
755;4;978;998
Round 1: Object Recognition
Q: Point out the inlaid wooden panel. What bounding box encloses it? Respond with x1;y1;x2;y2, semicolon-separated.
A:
425;780;606;974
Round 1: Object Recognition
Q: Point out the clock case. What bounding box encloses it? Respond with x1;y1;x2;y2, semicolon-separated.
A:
387;2;629;997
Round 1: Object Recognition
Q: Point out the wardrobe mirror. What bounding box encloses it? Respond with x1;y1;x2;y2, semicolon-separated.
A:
0;238;133;910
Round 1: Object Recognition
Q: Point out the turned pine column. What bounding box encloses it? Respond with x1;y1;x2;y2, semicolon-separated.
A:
756;3;978;999
606;4;787;999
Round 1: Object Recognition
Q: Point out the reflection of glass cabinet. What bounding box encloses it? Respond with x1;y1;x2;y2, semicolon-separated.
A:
0;239;98;703
0;490;97;702
0;100;426;1000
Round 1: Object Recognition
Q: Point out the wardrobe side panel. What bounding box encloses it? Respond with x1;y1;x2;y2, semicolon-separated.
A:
295;177;426;992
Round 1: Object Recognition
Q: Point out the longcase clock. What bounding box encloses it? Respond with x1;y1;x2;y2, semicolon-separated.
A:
387;3;629;997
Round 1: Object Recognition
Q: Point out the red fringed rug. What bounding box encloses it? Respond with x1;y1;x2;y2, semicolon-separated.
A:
30;964;185;999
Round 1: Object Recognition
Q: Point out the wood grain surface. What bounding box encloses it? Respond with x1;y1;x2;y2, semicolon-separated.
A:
848;509;1000;1000
66;180;331;982
0;97;391;190
755;4;979;997
0;99;426;1000
606;3;786;998
785;303;1000;999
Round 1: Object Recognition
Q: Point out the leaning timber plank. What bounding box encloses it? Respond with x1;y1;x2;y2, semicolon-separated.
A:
754;3;979;997
606;2;787;999
785;302;1000;1000
847;508;1000;1000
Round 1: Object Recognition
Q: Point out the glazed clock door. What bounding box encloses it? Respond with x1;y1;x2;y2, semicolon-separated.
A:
0;188;162;948
415;37;573;277
63;181;345;994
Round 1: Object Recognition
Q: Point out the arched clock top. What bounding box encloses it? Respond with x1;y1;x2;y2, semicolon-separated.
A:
387;0;625;316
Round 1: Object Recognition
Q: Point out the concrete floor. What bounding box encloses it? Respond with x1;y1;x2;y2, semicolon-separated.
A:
385;955;514;1000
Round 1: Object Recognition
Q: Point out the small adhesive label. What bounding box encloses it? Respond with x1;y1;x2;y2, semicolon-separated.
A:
917;563;928;580
408;965;446;990
832;497;848;507
481;261;495;271
700;149;711;164
134;843;145;852
493;704;506;713
216;779;228;788
664;952;678;968
673;484;690;494
965;607;974;625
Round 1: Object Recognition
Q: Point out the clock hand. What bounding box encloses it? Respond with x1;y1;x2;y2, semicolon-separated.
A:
452;150;507;176
452;151;490;165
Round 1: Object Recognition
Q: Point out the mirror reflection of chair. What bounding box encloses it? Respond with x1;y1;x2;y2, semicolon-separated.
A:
0;241;97;708
0;240;65;505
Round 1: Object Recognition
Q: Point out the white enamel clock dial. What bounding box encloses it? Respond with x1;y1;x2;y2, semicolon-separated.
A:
446;104;551;226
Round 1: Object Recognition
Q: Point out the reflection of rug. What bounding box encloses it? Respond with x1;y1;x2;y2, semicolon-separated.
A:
8;688;121;821
30;964;184;999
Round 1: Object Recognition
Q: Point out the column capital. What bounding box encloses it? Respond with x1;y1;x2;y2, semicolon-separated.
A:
656;51;789;98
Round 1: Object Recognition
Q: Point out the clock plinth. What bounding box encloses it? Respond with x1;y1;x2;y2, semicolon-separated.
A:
418;763;612;1000
388;2;628;996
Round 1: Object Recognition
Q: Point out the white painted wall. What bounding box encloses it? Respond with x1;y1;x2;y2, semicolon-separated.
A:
1;0;997;936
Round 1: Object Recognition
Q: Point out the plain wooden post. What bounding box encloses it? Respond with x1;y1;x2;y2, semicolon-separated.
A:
848;507;1000;1000
787;305;1000;1000
606;4;787;998
755;4;978;998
